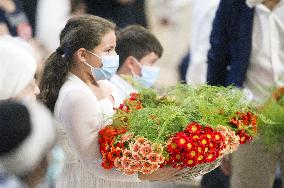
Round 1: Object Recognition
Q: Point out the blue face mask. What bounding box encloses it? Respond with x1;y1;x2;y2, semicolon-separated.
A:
45;146;65;183
84;51;119;80
133;59;160;88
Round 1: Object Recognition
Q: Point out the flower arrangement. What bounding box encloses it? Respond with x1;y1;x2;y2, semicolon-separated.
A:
165;123;232;168
229;111;257;144
99;85;258;179
258;87;284;147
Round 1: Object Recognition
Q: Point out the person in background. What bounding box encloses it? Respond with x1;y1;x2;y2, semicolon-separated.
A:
0;38;39;101
21;0;38;37
0;37;64;187
70;0;86;15
0;100;63;188
36;0;72;52
22;0;85;38
36;0;86;53
180;0;231;187
207;0;284;187
83;0;147;28
0;0;32;40
147;0;192;88
186;0;220;86
132;0;147;28
178;52;190;83
110;25;163;99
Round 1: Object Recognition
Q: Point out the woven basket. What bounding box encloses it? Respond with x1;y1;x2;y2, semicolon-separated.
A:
174;158;222;181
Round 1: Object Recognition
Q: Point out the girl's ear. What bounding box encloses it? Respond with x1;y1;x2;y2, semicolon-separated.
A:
75;48;88;63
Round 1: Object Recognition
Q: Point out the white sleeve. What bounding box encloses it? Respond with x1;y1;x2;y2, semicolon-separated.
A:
58;90;141;182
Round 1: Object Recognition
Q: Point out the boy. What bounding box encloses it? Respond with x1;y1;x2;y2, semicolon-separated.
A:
111;25;163;98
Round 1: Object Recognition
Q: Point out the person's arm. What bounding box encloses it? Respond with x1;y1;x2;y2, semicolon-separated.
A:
206;0;231;86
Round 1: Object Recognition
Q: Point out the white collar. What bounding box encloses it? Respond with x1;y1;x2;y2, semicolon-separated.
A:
111;74;135;91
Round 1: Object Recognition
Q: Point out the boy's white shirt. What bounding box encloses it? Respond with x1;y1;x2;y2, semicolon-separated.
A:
110;74;137;100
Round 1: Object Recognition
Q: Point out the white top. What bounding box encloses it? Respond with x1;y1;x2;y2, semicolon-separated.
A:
0;39;36;100
54;73;140;182
110;74;137;100
244;1;284;102
153;0;193;25
186;0;220;85
36;0;70;52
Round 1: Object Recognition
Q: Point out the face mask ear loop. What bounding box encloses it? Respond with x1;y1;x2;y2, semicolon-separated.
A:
86;50;104;69
132;57;142;67
131;57;143;77
83;61;93;69
86;50;102;60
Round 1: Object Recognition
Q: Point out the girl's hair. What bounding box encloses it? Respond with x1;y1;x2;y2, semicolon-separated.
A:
38;15;115;112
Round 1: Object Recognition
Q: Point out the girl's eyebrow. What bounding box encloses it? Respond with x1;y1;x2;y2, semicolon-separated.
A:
107;45;115;49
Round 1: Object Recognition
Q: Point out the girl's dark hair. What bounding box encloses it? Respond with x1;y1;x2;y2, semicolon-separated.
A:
38;15;115;112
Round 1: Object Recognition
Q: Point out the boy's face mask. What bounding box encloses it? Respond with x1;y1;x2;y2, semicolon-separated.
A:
132;58;160;88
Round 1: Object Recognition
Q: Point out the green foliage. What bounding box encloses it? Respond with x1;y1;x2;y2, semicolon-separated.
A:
138;88;159;108
112;84;255;145
128;106;188;143
258;98;284;147
166;85;252;128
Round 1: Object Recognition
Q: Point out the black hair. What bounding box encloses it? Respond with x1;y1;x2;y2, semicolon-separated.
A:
116;25;163;70
0;101;31;155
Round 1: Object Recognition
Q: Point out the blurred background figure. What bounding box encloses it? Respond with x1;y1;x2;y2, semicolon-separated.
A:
0;38;39;102
36;0;86;53
181;0;232;187
207;0;284;187
0;36;65;187
83;0;147;29
0;100;61;188
146;0;192;88
0;0;32;40
186;0;220;86
21;0;37;37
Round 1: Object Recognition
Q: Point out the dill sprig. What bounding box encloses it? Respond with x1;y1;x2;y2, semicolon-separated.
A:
117;84;254;144
258;92;284;147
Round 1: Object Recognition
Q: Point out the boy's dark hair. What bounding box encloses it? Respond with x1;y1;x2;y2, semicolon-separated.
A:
116;25;163;69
